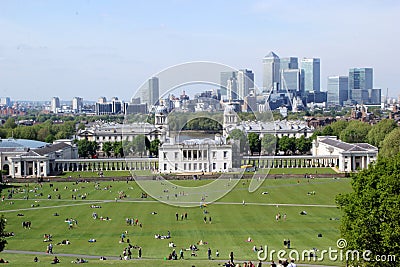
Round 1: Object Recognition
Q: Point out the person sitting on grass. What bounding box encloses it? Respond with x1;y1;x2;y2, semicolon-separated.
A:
52;256;60;264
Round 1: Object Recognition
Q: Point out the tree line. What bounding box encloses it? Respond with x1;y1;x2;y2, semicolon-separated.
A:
228;129;312;156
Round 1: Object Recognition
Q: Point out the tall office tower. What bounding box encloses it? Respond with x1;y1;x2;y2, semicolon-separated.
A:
237;69;254;100
327;76;349;106
301;58;320;92
111;97;122;114
51;97;60;113
262;51;280;92
0;97;11;107
220;71;237;97
142;77;159;107
280;57;298;70
348;68;373;104
72;97;83;113
98;97;107;103
281;69;303;95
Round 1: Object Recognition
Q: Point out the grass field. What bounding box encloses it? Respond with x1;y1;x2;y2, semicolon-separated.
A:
0;177;352;266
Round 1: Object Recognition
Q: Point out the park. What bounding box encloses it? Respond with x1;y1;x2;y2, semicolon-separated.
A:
0;167;353;266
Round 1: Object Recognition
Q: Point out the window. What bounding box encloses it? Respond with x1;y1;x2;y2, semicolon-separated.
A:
199;163;202;170
164;164;167;171
194;163;197;170
204;163;207;171
183;163;187;170
224;163;227;170
4;156;7;160
188;164;191;171
193;150;197;159
183;150;187;159
188;150;192;160
175;163;178;171
203;150;207;159
212;163;216;170
223;151;228;158
198;151;202;159
163;152;167;160
174;152;178;160
212;152;216;159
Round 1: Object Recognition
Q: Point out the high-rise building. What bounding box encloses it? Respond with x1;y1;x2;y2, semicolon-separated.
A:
281;69;303;95
141;77;159;107
348;68;373;104
95;97;123;115
51;97;60;113
237;69;254;100
72;97;83;113
220;71;237;97
280;57;298;71
327;76;349;106
301;58;320;92
0;97;11;107
262;51;280;92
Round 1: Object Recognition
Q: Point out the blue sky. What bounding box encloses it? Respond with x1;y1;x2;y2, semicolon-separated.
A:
0;0;399;101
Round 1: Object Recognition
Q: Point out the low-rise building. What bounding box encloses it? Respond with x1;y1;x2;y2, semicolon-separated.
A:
312;136;378;172
158;135;240;173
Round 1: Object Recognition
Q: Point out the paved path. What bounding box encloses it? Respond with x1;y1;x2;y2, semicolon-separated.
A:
0;198;336;214
3;250;340;266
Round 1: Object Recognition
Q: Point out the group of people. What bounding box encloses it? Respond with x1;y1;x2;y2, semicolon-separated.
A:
275;213;287;221
175;212;188;221
120;245;142;260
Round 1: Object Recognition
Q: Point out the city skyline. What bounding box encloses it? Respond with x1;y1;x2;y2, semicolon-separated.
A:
0;0;399;100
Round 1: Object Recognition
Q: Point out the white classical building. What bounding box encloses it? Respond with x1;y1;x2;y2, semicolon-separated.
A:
223;103;314;138
0;138;78;178
158;135;240;173
312;136;378;172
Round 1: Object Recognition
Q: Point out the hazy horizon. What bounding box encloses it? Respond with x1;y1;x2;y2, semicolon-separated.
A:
1;0;399;101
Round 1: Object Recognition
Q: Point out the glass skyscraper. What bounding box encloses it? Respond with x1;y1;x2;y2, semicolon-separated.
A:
348;68;373;104
301;58;320;92
327;76;348;106
262;51;280;92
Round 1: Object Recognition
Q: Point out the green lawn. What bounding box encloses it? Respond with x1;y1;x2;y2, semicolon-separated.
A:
0;178;352;266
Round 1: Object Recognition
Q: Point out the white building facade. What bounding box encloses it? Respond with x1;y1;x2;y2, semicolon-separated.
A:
312;136;378;172
158;137;240;173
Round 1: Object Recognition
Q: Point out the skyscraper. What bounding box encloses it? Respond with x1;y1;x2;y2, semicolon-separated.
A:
237;69;254;100
348;68;373;104
301;58;320;92
280;57;298;70
51;97;60;113
327;76;348;106
142;77;160;107
262;51;280;92
72;97;83;113
220;71;237;97
281;69;303;95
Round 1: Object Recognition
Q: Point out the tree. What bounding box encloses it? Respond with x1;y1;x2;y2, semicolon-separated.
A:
247;133;261;155
3;118;16;129
367;119;397;148
261;134;276;155
379;127;400;159
296;135;312;155
149;139;160;157
133;135;146;157
336;154;400;267
228;129;247;153
113;141;124;158
102;142;113;158
330;120;349;137
339;121;371;143
278;136;295;155
0;215;7;252
321;125;334;136
77;139;90;158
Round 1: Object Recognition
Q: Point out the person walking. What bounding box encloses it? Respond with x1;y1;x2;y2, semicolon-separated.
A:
138;247;142;258
230;251;234;264
179;248;184;259
207;248;212;260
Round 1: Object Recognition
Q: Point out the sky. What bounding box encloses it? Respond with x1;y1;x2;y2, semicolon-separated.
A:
0;0;399;101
